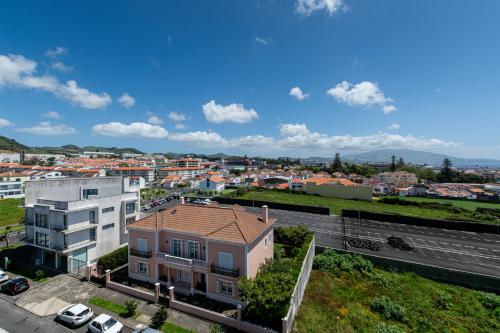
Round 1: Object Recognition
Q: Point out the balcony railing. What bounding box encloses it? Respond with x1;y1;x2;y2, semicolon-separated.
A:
210;264;240;278
130;248;153;258
155;252;207;268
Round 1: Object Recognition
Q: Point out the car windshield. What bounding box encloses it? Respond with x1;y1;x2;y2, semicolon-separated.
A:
103;318;117;330
77;308;90;316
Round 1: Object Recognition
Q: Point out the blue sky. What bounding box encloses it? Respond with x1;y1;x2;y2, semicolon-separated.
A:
1;0;499;158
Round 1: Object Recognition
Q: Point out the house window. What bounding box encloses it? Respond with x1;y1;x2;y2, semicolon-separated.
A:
126;217;135;225
89;210;96;224
218;252;233;270
188;241;200;259
137;262;148;274
63;215;67;228
83;188;98;199
102;223;114;230
217;280;234;296
89;228;96;241
102;207;114;213
126;202;136;214
137;238;148;252
35;213;48;228
171;239;182;257
35;232;49;248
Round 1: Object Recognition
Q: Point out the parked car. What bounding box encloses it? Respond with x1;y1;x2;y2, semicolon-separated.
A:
132;327;161;333
0;270;8;284
1;277;29;295
57;303;93;327
88;314;123;333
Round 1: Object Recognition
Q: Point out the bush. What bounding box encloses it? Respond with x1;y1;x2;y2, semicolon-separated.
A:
478;291;500;309
124;300;138;317
210;324;225;333
274;225;311;248
150;306;168;329
313;249;373;276
34;270;45;281
97;246;128;273
372;273;391;287
370;296;407;322
435;290;452;310
376;322;406;333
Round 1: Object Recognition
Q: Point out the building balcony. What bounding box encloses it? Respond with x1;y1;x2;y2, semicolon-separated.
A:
155;252;207;270
210;264;240;278
130;248;153;259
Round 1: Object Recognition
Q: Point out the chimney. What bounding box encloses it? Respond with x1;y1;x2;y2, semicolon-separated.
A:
261;205;269;223
180;196;185;205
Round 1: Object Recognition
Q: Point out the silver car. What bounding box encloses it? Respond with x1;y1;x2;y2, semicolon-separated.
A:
0;270;8;284
57;303;93;327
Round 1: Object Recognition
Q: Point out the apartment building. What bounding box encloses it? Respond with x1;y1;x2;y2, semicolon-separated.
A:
158;167;205;179
109;167;155;185
0;150;21;163
24;177;140;274
373;171;418;188
128;200;274;305
175;158;202;168
0;181;24;199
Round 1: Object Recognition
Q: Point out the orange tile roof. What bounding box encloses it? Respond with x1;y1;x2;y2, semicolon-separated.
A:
206;171;220;175
305;177;357;186
276;183;289;189
113;167;153;171
209;176;224;183
129;204;274;244
160;167;204;171
0;171;29;177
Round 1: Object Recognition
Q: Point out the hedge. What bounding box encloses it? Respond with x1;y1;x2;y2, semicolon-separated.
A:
97;246;128;273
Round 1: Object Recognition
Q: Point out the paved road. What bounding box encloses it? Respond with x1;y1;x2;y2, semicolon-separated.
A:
246;207;500;277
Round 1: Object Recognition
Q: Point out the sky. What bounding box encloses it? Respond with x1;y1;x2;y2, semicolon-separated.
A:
1;0;500;158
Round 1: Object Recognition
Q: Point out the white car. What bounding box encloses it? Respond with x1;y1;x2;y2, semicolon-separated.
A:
57;303;93;327
0;270;8;284
88;314;123;333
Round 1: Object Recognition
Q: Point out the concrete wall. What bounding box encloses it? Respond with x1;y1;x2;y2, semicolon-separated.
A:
304;182;372;200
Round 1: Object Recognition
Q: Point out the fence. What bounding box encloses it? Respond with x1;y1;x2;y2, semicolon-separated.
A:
105;270;160;303
342;209;500;234
214;197;330;215
281;234;316;333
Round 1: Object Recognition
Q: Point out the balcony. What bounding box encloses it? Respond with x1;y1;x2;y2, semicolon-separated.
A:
130;248;153;259
155;252;208;269
210;264;240;278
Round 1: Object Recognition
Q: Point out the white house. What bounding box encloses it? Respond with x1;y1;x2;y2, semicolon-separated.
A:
199;177;225;194
24;177;140;274
0;181;24;199
0;151;21;163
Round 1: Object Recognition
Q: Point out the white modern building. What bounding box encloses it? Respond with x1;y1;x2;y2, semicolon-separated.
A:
199;177;225;194
24;177;140;274
0;151;20;163
0;181;24;199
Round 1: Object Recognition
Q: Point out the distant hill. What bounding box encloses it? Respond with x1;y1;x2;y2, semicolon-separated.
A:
0;135;143;155
344;149;500;167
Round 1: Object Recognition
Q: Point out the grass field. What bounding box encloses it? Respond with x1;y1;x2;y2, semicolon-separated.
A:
294;263;500;332
386;195;500;211
0;198;24;228
234;190;500;224
161;322;195;333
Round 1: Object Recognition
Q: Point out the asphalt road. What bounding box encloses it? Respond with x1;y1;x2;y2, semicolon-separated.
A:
246;207;500;277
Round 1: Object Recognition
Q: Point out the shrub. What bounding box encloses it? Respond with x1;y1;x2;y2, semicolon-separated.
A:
435;290;452;310
372;273;391;287
124;300;138;317
376;322;406;333
97;246;128;273
150;306;168;329
34;270;45;281
478;291;500;309
210;324;225;333
370;296;407;322
313;249;373;276
274;225;311;248
239;272;296;329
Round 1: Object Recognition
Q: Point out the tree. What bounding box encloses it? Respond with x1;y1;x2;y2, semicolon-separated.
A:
46;157;56;166
332;153;343;171
150;306;168;329
2;226;12;248
440;158;454;182
390;155;397;172
397;157;405;168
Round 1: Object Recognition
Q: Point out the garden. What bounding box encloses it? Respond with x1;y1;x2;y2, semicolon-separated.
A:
293;250;500;333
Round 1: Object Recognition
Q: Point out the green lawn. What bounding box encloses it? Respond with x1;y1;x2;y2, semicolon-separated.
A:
386;196;500;211
0;198;24;228
88;297;139;319
294;264;500;332
161;322;195;333
233;190;500;224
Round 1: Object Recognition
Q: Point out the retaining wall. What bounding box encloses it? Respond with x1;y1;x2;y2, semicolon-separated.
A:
215;197;330;215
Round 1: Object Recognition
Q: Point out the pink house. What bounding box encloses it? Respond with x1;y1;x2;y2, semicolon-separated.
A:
127;199;274;305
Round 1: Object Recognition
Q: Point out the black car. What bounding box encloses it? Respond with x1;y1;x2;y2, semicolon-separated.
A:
1;277;30;295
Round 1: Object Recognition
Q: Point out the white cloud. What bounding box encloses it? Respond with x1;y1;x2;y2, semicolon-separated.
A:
43;111;60;119
387;123;400;130
51;61;73;73
17;121;76;135
168;112;189;122
118;92;135;109
289;86;310;101
167;123;457;154
92;122;168;139
0;54;111;109
202;100;259;124
255;36;272;45
0;118;13;127
296;0;347;16
45;46;68;58
175;123;187;130
280;123;310;136
327;80;397;114
147;113;164;125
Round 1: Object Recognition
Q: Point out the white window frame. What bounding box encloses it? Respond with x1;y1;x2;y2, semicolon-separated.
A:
216;279;235;296
137;261;148;274
188;241;200;259
171;239;183;257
